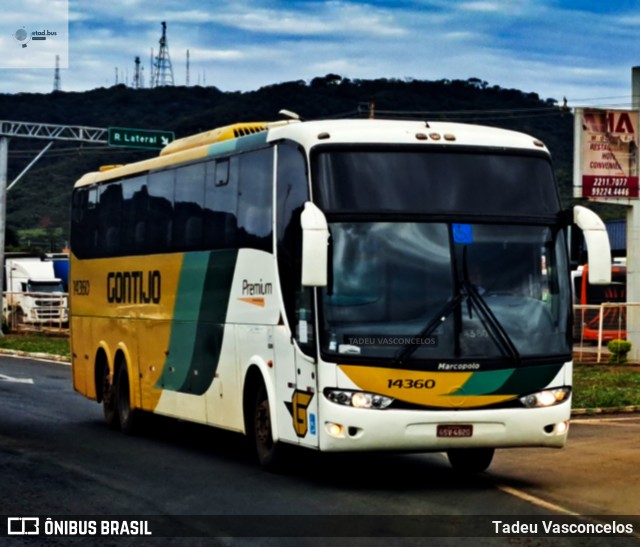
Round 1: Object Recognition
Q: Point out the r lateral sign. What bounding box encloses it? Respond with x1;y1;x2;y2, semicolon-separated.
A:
108;127;175;150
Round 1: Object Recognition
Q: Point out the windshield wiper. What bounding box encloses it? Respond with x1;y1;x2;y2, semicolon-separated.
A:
462;280;521;364
393;292;465;366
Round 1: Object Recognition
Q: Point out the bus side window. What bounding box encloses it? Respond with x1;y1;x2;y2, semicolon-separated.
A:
174;163;205;251
237;148;273;252
98;183;123;256
71;187;99;258
204;157;238;249
147;170;175;253
120;175;148;256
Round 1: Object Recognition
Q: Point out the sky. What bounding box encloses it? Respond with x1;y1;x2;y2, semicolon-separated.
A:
1;0;639;108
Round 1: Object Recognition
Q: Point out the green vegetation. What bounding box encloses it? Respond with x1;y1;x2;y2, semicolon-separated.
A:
573;365;640;409
0;334;70;360
0;75;605;252
607;339;632;365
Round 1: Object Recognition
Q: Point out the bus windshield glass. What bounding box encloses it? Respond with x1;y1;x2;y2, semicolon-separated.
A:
313;149;570;366
314;148;561;217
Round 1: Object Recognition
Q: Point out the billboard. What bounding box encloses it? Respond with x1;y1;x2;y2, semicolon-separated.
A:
575;109;639;199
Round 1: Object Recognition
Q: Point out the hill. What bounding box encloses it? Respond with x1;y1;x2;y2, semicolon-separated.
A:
0;75;577;250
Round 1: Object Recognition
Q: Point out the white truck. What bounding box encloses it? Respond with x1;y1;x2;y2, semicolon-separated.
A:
3;257;68;328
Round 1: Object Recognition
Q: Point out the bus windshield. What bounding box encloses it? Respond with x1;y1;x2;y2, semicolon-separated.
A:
314;149;570;366
313;148;561;217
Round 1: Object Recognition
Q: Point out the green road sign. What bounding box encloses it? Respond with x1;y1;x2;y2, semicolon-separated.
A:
108;127;175;150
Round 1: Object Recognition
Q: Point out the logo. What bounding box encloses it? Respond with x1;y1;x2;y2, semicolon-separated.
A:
13;27;59;48
8;517;39;535
285;390;314;437
13;27;30;48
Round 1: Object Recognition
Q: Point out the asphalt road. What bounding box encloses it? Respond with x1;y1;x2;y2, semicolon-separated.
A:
0;355;638;546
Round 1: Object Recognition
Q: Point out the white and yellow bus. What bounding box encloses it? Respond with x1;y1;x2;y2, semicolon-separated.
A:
70;117;610;472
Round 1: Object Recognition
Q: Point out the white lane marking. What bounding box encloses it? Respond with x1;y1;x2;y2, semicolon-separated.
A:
0;373;34;384
497;484;580;515
498;484;640;539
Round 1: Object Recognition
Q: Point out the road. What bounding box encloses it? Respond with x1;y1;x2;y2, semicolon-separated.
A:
0;355;638;545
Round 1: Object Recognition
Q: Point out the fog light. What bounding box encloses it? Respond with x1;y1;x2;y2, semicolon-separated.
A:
327;422;344;438
556;420;569;434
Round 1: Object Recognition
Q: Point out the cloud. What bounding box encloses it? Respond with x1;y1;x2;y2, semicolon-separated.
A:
195;1;407;37
0;0;634;106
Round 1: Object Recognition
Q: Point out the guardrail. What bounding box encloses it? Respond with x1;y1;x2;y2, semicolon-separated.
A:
573;303;637;363
2;291;69;334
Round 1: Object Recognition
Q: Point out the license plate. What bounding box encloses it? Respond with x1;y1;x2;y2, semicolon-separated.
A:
437;424;473;438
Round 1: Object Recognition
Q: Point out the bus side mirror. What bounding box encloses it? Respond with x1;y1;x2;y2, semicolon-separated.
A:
573;205;612;284
300;201;329;287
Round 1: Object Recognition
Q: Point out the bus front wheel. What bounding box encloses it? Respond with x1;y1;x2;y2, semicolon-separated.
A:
252;383;285;472
447;448;495;473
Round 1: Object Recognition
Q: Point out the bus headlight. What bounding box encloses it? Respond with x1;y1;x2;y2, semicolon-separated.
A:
325;389;394;409
519;387;571;408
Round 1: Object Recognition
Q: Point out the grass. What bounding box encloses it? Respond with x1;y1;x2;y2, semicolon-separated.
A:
573;364;640;409
0;333;71;360
0;333;637;410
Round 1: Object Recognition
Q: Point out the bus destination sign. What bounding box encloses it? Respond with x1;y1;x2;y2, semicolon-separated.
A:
108;127;175;150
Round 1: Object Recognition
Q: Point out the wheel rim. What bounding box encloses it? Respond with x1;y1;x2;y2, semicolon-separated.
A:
117;369;130;424
255;398;272;452
103;367;113;409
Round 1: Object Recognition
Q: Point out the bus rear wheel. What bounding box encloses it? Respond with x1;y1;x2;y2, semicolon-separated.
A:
116;364;137;434
252;383;285;472
102;364;118;430
447;448;495;473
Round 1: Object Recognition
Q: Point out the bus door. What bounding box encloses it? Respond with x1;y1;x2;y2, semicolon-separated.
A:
272;293;320;450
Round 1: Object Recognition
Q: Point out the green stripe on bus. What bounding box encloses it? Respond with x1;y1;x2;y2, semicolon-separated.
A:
207;131;268;158
156;249;238;395
451;369;515;396
491;363;564;395
451;363;564;396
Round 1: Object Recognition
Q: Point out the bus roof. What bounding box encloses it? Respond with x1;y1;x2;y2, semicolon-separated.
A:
73;118;549;188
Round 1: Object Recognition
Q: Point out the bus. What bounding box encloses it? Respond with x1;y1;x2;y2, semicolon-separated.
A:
573;261;626;342
70;117;611;473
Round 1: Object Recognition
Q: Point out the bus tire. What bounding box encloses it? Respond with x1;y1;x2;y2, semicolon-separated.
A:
447;448;494;473
102;363;119;430
252;382;285;472
115;363;137;435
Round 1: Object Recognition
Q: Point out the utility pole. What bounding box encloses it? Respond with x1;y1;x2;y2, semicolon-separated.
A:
627;67;640;361
186;49;190;87
0;137;8;336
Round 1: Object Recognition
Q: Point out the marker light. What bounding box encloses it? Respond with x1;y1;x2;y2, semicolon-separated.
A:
519;387;571;408
325;389;394;409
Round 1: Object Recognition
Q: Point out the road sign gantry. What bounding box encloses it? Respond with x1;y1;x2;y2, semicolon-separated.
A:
0;120;173;337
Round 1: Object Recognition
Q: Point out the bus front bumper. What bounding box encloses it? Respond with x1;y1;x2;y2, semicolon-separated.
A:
316;399;571;453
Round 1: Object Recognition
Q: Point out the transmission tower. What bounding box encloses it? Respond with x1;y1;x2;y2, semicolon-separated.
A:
134;56;141;89
153;21;174;87
53;55;61;92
